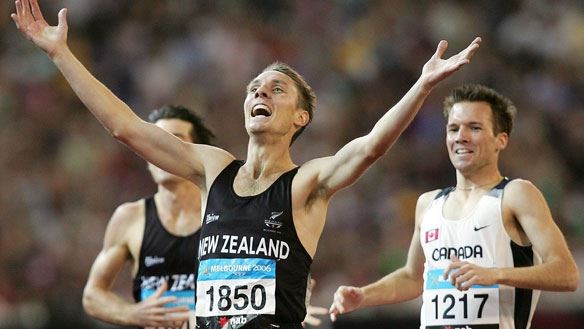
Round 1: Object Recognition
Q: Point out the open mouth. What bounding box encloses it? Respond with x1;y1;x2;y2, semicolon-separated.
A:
454;149;472;154
252;104;272;117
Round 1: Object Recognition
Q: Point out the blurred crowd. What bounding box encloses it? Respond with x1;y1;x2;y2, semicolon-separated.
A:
0;1;582;328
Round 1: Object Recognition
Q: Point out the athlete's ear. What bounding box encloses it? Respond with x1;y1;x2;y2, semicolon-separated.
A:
295;109;309;128
495;132;508;152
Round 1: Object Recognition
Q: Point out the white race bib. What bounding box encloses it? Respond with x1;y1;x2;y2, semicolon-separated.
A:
196;258;276;317
423;269;499;328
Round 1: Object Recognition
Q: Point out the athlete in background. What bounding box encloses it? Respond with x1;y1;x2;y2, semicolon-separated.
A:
83;105;214;328
330;84;579;329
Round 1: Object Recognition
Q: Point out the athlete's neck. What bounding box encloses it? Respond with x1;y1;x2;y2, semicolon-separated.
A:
245;140;295;179
156;183;200;216
455;171;503;192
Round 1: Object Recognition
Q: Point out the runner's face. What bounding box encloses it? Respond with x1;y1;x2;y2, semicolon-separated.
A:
446;102;506;175
243;70;302;140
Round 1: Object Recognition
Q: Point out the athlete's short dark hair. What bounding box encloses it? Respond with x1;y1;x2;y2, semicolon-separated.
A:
443;84;516;135
148;105;215;145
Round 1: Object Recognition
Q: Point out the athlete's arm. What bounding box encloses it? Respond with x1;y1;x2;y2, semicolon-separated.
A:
292;38;479;255
446;180;579;291
498;180;578;290
329;191;436;321
11;0;234;187
303;38;481;199
82;202;189;327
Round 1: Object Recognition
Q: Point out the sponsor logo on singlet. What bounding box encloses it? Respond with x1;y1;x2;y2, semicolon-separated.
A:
473;225;490;231
206;213;220;224
145;255;165;267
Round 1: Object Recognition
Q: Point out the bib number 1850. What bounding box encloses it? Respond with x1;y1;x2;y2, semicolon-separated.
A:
206;284;266;312
196;258;276;317
196;279;276;316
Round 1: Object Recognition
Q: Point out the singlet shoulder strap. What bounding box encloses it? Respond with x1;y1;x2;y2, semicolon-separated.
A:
209;160;243;190
487;177;511;198
144;196;156;225
135;196;155;279
280;165;300;181
434;186;455;200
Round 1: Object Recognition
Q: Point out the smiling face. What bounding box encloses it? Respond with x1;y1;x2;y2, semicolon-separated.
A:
244;70;309;144
446;101;508;175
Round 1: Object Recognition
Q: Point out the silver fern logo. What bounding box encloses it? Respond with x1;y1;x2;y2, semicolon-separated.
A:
265;211;284;229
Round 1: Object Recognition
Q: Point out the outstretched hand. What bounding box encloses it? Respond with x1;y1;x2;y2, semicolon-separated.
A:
328;285;365;322
11;0;68;57
421;37;482;89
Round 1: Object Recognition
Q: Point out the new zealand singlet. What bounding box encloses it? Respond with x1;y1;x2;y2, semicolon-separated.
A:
419;178;541;329
196;160;312;329
133;196;200;329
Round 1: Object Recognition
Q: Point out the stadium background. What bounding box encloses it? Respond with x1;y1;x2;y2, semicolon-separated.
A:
0;1;582;328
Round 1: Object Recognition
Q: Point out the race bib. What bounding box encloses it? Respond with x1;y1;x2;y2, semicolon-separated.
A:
423;269;499;329
196;258;276;317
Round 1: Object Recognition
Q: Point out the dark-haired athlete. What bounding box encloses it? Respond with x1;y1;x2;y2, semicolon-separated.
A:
330;85;579;329
83;106;213;329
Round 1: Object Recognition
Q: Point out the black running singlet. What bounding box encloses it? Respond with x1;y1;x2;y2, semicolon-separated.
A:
196;160;312;329
133;196;201;328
